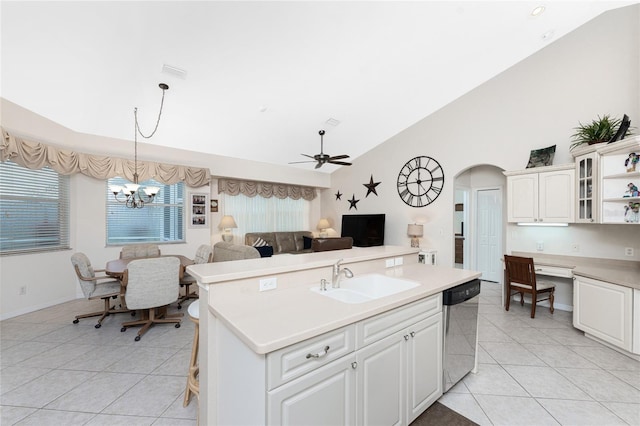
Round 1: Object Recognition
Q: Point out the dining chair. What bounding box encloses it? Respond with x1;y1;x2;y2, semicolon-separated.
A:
71;252;129;328
119;244;161;259
178;244;212;309
120;257;183;341
504;255;555;318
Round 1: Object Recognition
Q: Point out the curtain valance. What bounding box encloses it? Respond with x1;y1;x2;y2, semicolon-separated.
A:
218;178;317;201
1;128;210;187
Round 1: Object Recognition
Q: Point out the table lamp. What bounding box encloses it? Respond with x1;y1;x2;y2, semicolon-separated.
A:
317;218;330;238
407;223;423;248
219;215;238;242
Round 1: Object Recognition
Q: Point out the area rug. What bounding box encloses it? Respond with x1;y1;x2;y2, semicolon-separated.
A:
410;401;479;426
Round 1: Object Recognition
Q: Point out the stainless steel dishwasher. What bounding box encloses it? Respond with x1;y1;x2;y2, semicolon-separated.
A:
442;279;481;392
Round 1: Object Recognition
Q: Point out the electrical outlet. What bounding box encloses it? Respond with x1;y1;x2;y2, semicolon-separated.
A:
259;277;277;291
536;241;544;251
19;286;27;295
385;258;395;268
571;243;579;252
394;257;404;266
625;247;634;257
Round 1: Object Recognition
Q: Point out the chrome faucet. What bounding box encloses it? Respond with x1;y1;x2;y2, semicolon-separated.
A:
332;259;354;288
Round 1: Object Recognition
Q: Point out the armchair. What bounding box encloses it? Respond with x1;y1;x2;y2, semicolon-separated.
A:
178;244;212;309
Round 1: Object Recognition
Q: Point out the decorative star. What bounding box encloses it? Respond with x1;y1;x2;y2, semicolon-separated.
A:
335;190;343;200
363;174;381;197
348;194;360;210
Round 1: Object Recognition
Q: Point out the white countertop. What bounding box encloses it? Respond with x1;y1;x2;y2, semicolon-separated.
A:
513;251;640;289
206;262;481;354
187;245;421;284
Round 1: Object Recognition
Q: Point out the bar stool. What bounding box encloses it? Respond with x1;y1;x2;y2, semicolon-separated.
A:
183;300;199;408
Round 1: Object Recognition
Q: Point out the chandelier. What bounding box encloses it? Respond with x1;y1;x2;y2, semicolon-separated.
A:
110;83;169;208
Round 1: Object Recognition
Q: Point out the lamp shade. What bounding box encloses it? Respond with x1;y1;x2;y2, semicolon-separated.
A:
317;218;330;230
407;223;424;237
219;215;238;229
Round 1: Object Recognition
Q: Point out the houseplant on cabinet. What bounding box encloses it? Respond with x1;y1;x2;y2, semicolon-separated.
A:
570;114;633;150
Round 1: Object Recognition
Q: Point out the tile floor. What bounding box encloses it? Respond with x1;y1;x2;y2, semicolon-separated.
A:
1;281;639;425
439;281;640;426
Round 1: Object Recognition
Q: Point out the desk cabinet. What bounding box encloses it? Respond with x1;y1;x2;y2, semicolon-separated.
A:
573;275;633;352
505;165;575;223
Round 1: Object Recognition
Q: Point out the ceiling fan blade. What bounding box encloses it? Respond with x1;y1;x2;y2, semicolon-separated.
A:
329;154;350;160
328;160;352;166
301;154;316;159
314;162;323;169
288;160;317;164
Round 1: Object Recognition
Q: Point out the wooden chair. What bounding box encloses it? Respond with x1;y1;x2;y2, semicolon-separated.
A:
178;244;212;309
71;252;129;328
183;300;200;409
504;255;555;318
119;244;161;259
120;257;183;341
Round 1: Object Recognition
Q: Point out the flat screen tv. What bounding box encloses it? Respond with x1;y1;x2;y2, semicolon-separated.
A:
341;214;385;247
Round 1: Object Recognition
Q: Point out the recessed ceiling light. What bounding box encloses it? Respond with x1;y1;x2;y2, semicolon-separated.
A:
531;5;545;17
161;64;187;80
258;105;268;112
325;118;341;127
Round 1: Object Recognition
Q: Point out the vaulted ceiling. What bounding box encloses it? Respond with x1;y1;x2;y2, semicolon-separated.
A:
1;1;635;172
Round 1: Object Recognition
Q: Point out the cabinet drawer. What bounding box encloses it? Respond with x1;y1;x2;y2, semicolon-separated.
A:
267;324;356;390
534;265;572;278
356;295;441;349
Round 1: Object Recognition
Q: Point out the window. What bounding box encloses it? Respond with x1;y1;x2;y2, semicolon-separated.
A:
221;192;309;237
0;160;70;255
106;177;185;245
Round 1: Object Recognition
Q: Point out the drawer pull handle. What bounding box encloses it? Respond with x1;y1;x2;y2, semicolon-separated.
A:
404;334;410;341
410;331;416;338
351;362;358;369
306;346;330;359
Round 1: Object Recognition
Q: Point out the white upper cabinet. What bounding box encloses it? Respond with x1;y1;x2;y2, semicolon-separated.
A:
572;146;600;223
505;164;575;223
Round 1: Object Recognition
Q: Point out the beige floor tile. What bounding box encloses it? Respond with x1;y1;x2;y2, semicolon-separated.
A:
8;408;96;425
538;399;627;425
0;405;37;425
480;341;546;366
555;367;640;403
522;343;598;369
438;392;492;426
570;345;640;371
601;401;640;425
474;394;560;425
0;369;96;408
84;413;156;426
462;364;528;396
503;365;591;400
102;375;186;417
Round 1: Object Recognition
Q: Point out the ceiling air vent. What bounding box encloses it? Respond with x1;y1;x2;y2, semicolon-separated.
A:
161;64;187;80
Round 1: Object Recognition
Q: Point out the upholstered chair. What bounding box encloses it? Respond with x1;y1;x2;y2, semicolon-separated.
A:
119;244;161;259
71;252;128;328
178;244;212;309
120;257;183;341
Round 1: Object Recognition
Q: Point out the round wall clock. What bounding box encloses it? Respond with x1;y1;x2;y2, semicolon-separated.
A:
397;156;444;207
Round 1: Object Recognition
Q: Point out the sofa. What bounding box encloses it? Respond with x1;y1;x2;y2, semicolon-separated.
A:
245;231;314;255
245;232;353;255
213;241;260;262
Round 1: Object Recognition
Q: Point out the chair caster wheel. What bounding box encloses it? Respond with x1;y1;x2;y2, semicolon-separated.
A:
121;327;126;332
95;323;101;329
177;304;182;309
131;312;136;316
73;319;79;324
175;323;181;328
134;336;141;342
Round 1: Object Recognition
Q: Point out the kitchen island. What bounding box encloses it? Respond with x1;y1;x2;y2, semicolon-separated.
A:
187;245;481;425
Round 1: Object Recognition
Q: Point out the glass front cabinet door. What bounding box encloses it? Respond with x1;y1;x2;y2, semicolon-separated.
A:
575;152;598;223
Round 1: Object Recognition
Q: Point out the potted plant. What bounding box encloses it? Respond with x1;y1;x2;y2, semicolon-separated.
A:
570;114;631;150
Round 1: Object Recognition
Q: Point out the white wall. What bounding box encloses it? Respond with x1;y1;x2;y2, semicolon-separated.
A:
325;5;640;266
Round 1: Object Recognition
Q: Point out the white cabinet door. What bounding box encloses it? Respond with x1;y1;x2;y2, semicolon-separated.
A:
573;275;633;351
407;315;443;424
507;173;538;222
539;169;575;222
356;332;405;426
267;355;356;426
575;152;598;223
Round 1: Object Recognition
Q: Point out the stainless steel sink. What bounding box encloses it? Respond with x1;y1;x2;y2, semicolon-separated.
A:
311;273;419;304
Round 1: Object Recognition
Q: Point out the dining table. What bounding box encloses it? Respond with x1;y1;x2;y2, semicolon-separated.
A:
106;255;194;282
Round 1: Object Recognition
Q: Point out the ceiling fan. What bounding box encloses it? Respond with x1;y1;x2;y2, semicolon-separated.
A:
289;130;352;169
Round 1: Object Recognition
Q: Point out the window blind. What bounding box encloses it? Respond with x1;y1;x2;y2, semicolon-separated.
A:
0;160;70;255
106;177;185;245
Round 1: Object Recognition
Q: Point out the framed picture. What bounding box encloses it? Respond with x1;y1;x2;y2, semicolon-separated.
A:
210;199;219;213
189;193;209;228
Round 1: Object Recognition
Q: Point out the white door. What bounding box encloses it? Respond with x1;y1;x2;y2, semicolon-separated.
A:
476;188;502;283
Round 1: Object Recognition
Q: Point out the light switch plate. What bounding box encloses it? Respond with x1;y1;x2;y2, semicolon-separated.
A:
259;277;277;291
385;258;395;268
394;257;404;266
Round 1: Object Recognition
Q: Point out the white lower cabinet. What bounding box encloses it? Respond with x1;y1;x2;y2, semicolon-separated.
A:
267;354;357;425
267;295;443;426
573;275;633;352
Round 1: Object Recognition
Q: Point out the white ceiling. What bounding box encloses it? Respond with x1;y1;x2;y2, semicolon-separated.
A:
1;1;635;173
